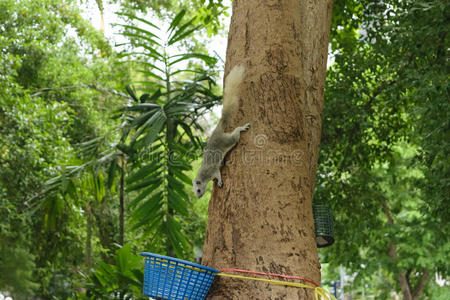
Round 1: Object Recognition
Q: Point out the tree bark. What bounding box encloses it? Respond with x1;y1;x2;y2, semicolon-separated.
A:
389;243;430;300
119;156;125;245
202;0;333;298
85;204;93;269
92;198;116;264
411;270;430;300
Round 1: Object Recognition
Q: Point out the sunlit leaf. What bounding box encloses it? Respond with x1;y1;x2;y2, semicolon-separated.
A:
122;32;160;47
168;10;186;34
168;25;202;46
136;69;165;82
116;12;160;30
167;17;197;45
116;24;160;41
169;53;218;66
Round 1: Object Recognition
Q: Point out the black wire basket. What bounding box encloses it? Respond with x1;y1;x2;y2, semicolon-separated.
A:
312;204;335;248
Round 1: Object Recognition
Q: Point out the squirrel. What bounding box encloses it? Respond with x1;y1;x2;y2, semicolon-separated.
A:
193;65;250;198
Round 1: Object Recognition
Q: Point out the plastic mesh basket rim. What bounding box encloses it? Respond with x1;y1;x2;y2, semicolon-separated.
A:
140;252;219;273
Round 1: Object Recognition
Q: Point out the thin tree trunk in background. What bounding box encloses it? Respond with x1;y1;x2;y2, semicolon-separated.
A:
383;201;430;300
202;0;333;298
95;0;105;33
92;199;116;264
119;157;125;245
85;204;92;269
411;270;430;300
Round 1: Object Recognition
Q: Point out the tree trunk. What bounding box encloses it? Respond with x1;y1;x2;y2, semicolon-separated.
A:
119;156;125;245
393;256;430;300
95;0;105;34
85;204;93;269
92;198;116;264
202;0;333;298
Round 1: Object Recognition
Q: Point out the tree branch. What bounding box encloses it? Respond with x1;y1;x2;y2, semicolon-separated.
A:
412;270;430;300
398;271;413;300
405;268;413;295
383;201;413;300
381;200;394;225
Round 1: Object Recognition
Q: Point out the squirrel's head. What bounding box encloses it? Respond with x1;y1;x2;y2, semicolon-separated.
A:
192;179;206;198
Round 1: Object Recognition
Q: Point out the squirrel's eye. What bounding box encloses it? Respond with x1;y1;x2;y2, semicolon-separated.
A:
196;181;201;185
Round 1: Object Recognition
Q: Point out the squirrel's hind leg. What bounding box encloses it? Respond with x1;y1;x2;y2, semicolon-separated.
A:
229;123;250;144
219;123;251;150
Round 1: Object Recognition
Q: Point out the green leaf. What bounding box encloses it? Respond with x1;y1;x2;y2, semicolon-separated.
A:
168;176;185;191
177;121;200;148
132;204;164;230
167;190;188;217
116;12;160;30
134;113;166;148
122;32;160;47
136;69;165;82
126;162;162;185
168;10;186;34
168;16;195;43
170;69;208;77
140;213;164;236
169;53;218;66
168;157;192;171
140;89;162;103
165;217;190;257
134;61;165;74
116;24;160;41
126;175;162;192
133;81;165;89
126;85;138;102
130;44;164;60
129;110;158;129
121;103;161;112
170;167;193;185
106;160;118;189
118;51;160;61
168;24;202;46
128;185;161;209
132;194;163;221
164;105;191;117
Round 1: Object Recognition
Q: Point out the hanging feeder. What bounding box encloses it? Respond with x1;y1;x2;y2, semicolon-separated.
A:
140;252;219;300
312;204;335;248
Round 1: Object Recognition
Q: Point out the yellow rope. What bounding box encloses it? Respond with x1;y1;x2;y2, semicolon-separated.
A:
217;273;336;300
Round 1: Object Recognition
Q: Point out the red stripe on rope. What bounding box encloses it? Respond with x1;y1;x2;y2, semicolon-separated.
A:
219;268;320;287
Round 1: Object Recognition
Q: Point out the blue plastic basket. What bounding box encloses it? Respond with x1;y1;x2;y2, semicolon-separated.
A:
140;252;219;300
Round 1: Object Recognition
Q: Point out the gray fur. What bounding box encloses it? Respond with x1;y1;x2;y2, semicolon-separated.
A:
193;65;249;198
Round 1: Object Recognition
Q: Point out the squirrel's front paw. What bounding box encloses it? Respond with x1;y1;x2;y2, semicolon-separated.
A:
242;123;250;131
217;180;223;188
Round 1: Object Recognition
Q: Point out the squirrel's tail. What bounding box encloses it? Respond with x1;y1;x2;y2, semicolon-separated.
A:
218;65;245;130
